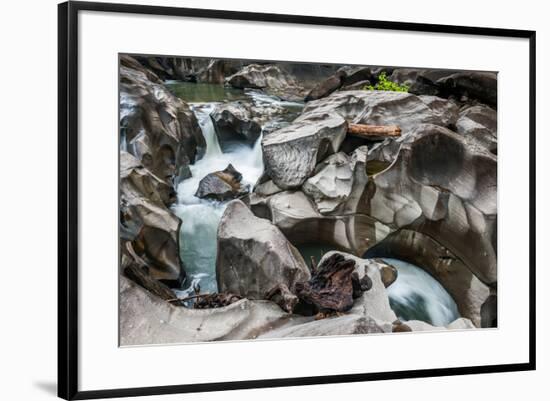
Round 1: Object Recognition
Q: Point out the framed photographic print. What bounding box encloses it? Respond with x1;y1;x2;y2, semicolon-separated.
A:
58;1;536;399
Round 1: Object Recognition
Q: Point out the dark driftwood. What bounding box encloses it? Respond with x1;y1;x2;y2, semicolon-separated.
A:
167;292;242;309
124;263;177;302
347;123;402;138
265;283;299;313
193;293;242;309
294;253;372;313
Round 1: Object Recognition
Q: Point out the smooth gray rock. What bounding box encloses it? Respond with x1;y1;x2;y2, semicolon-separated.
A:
436;71;498;106
216;200;311;299
258;314;385;338
302;152;354;214
304;71;345;102
367;124;497;286
226;63;305;100
402;317;476;332
262;112;348;189
456;104;497;154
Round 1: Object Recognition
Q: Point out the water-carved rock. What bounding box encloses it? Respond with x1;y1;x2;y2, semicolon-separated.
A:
216;200;311;299
262;112;348;189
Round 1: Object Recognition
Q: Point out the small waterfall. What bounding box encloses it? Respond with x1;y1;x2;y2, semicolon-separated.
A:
172;98;266;298
384;258;460;326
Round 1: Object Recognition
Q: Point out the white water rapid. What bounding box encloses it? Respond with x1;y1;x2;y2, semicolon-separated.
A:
171;90;297;299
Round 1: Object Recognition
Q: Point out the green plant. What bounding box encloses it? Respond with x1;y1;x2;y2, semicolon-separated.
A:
364;72;409;92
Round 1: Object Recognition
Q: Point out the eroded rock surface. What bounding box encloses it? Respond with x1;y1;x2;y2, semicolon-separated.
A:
120;152;184;283
120;55;204;184
262;112;348;189
210;101;262;149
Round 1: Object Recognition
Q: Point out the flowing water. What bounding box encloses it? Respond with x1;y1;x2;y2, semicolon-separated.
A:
168;82;460;325
169;83;303;299
383;258;459;326
295;245;459;326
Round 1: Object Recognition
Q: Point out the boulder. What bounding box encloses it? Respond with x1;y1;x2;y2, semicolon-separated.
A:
226;63;305;100
195;164;249;201
436;71;498;107
210;101;262;149
216;200;311;299
456;104;497;154
262;112;348;189
120;151;184;283
302;152;355;214
304;71;345;102
120;55;204;183
338;66;374;87
389;68;457;96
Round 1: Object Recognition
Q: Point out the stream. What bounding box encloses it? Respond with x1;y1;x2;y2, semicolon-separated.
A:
167;82;460;326
168;82;301;300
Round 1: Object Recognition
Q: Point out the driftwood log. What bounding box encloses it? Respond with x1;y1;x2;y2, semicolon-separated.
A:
347;123;401;139
265;283;299;313
166;292;242;309
294;254;372;314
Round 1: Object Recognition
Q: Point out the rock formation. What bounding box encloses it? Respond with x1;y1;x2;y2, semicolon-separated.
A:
216;200;311;299
195;164;249;201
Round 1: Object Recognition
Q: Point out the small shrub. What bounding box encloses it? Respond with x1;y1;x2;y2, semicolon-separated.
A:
364;72;409;92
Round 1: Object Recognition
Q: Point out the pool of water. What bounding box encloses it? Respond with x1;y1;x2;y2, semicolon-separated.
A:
165;81;247;103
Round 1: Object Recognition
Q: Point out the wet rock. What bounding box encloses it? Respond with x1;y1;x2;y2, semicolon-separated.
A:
120;152;184;283
436;71;497;107
456;104;497;154
226;63;305;100
216;200;311;299
302;152;354;214
120;55;204;183
211;101;262;149
195;164;249;201
366;124;497;288
389;68;456;96
304;71;345;102
338;66;374;87
262;112;348;189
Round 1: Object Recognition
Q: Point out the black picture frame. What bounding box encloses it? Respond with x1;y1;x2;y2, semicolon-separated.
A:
58;1;536;399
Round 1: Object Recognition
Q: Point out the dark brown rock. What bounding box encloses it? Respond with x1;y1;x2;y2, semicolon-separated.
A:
195;164;249;201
